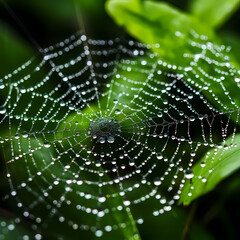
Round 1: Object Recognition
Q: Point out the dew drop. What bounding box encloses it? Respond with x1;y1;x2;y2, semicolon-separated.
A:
202;178;207;183
20;86;26;94
154;177;161;186
14;133;20;139
234;77;240;83
115;109;121;115
156;152;163;160
123;198;131;206
190;150;196;157
163;99;168;105
0;106;6;114
98;194;106;203
200;162;206;167
185;169;194;179
217;143;223;149
163;204;172;211
95;230;103;238
69;104;74;110
105;225;112;232
44;141;51;148
107;136;115;144
99;137;105;144
0;82;5;89
60;101;65;107
189;116;195;122
129;159;135;166
22;131;28;138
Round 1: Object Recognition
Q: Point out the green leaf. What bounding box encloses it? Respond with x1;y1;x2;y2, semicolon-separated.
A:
220;31;240;64
106;0;240;115
179;133;240;206
106;0;215;65
190;0;240;28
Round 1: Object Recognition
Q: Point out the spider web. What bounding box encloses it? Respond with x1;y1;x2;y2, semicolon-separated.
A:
0;31;240;240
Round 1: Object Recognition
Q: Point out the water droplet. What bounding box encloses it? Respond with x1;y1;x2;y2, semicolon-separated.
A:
22;131;28;138
95;160;101;167
163;204;172;211
185;169;194;179
129;159;135;166
35;234;42;240
163;99;168;105
0;106;6;114
107;136;115;144
200;162;206;167
235;77;240;83
60;101;65;107
69;105;74;110
217;143;223;149
154;177;161;186
99;137;105;144
202;178;207;183
156;152;163;160
157;112;163;118
71;85;77;91
115;109;121;115
190;150;196;157
98;194;106;203
105;225;112;232
95;230;103;238
14;133;20;139
0;82;5;89
44;141;51;148
180;136;185;141
123;198;131;206
189;116;195;122
20;86;26;94
113;99;118;104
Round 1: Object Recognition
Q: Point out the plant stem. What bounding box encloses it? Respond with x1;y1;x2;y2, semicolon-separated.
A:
181;201;198;240
125;206;142;240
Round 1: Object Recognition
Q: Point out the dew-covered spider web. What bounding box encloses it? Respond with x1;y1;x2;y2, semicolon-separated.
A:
0;30;240;240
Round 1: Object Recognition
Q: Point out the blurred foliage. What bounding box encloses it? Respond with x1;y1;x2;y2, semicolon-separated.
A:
0;0;240;239
189;0;240;28
179;134;240;205
106;0;240;117
106;0;215;64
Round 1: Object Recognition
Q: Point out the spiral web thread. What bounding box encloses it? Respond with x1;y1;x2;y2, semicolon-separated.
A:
0;31;240;239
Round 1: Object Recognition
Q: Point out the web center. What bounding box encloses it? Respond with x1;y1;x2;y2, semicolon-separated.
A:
89;117;121;144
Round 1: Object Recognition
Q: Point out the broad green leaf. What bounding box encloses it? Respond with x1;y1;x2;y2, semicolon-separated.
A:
106;0;240;115
179;133;240;206
106;0;215;65
190;0;240;28
220;31;240;64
